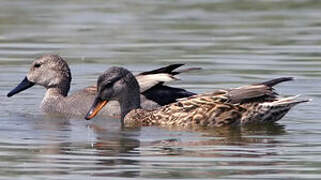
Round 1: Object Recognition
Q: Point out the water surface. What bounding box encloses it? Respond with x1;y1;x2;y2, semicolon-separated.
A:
1;0;321;179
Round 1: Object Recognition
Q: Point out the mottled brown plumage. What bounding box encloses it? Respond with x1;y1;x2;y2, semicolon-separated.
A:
85;67;309;129
125;86;307;128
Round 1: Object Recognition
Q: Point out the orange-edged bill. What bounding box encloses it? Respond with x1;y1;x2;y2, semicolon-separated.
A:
85;98;108;120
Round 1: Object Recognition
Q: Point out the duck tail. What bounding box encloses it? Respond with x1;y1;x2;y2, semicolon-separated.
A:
260;77;294;87
267;95;311;107
246;95;310;123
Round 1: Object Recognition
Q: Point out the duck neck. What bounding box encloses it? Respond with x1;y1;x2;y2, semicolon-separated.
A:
47;77;71;97
42;80;71;111
118;85;141;125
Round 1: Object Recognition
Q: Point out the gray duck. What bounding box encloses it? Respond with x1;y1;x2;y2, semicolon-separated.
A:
85;66;309;128
7;55;197;118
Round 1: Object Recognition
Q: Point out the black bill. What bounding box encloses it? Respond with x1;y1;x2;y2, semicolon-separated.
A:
7;77;35;97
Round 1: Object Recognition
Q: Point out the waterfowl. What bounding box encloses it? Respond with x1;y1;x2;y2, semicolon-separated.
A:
85;67;309;128
7;55;197;118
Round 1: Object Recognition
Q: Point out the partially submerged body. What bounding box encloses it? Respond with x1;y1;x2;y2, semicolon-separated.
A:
7;55;197;118
85;67;309;129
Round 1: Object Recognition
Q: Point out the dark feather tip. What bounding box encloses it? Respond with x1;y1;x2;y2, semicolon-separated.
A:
139;64;185;76
260;77;294;87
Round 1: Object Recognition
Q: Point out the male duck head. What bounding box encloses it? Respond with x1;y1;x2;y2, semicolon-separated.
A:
7;55;71;97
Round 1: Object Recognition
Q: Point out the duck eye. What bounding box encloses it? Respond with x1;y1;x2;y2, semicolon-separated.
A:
34;63;41;68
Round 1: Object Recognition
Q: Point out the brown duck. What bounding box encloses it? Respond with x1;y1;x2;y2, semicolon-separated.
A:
85;66;309;128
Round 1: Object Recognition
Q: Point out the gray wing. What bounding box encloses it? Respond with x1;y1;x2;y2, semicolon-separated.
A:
227;77;293;104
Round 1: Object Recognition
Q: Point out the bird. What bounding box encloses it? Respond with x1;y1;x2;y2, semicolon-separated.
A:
7;55;198;118
85;66;309;129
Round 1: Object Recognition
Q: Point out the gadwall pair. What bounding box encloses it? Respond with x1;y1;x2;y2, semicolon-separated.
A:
7;55;198;118
85;67;309;128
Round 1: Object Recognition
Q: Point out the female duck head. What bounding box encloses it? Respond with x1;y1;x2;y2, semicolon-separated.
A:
85;67;141;120
7;55;71;97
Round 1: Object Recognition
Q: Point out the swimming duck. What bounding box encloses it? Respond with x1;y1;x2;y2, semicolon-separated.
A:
7;55;197;118
85;66;309;128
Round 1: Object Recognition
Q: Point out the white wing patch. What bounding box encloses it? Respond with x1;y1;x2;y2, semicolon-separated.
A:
136;73;179;92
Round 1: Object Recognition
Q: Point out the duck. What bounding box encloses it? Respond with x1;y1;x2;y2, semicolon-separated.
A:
7;55;198;118
85;66;309;128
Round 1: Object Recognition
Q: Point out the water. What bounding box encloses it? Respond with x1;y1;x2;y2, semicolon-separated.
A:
1;0;321;179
